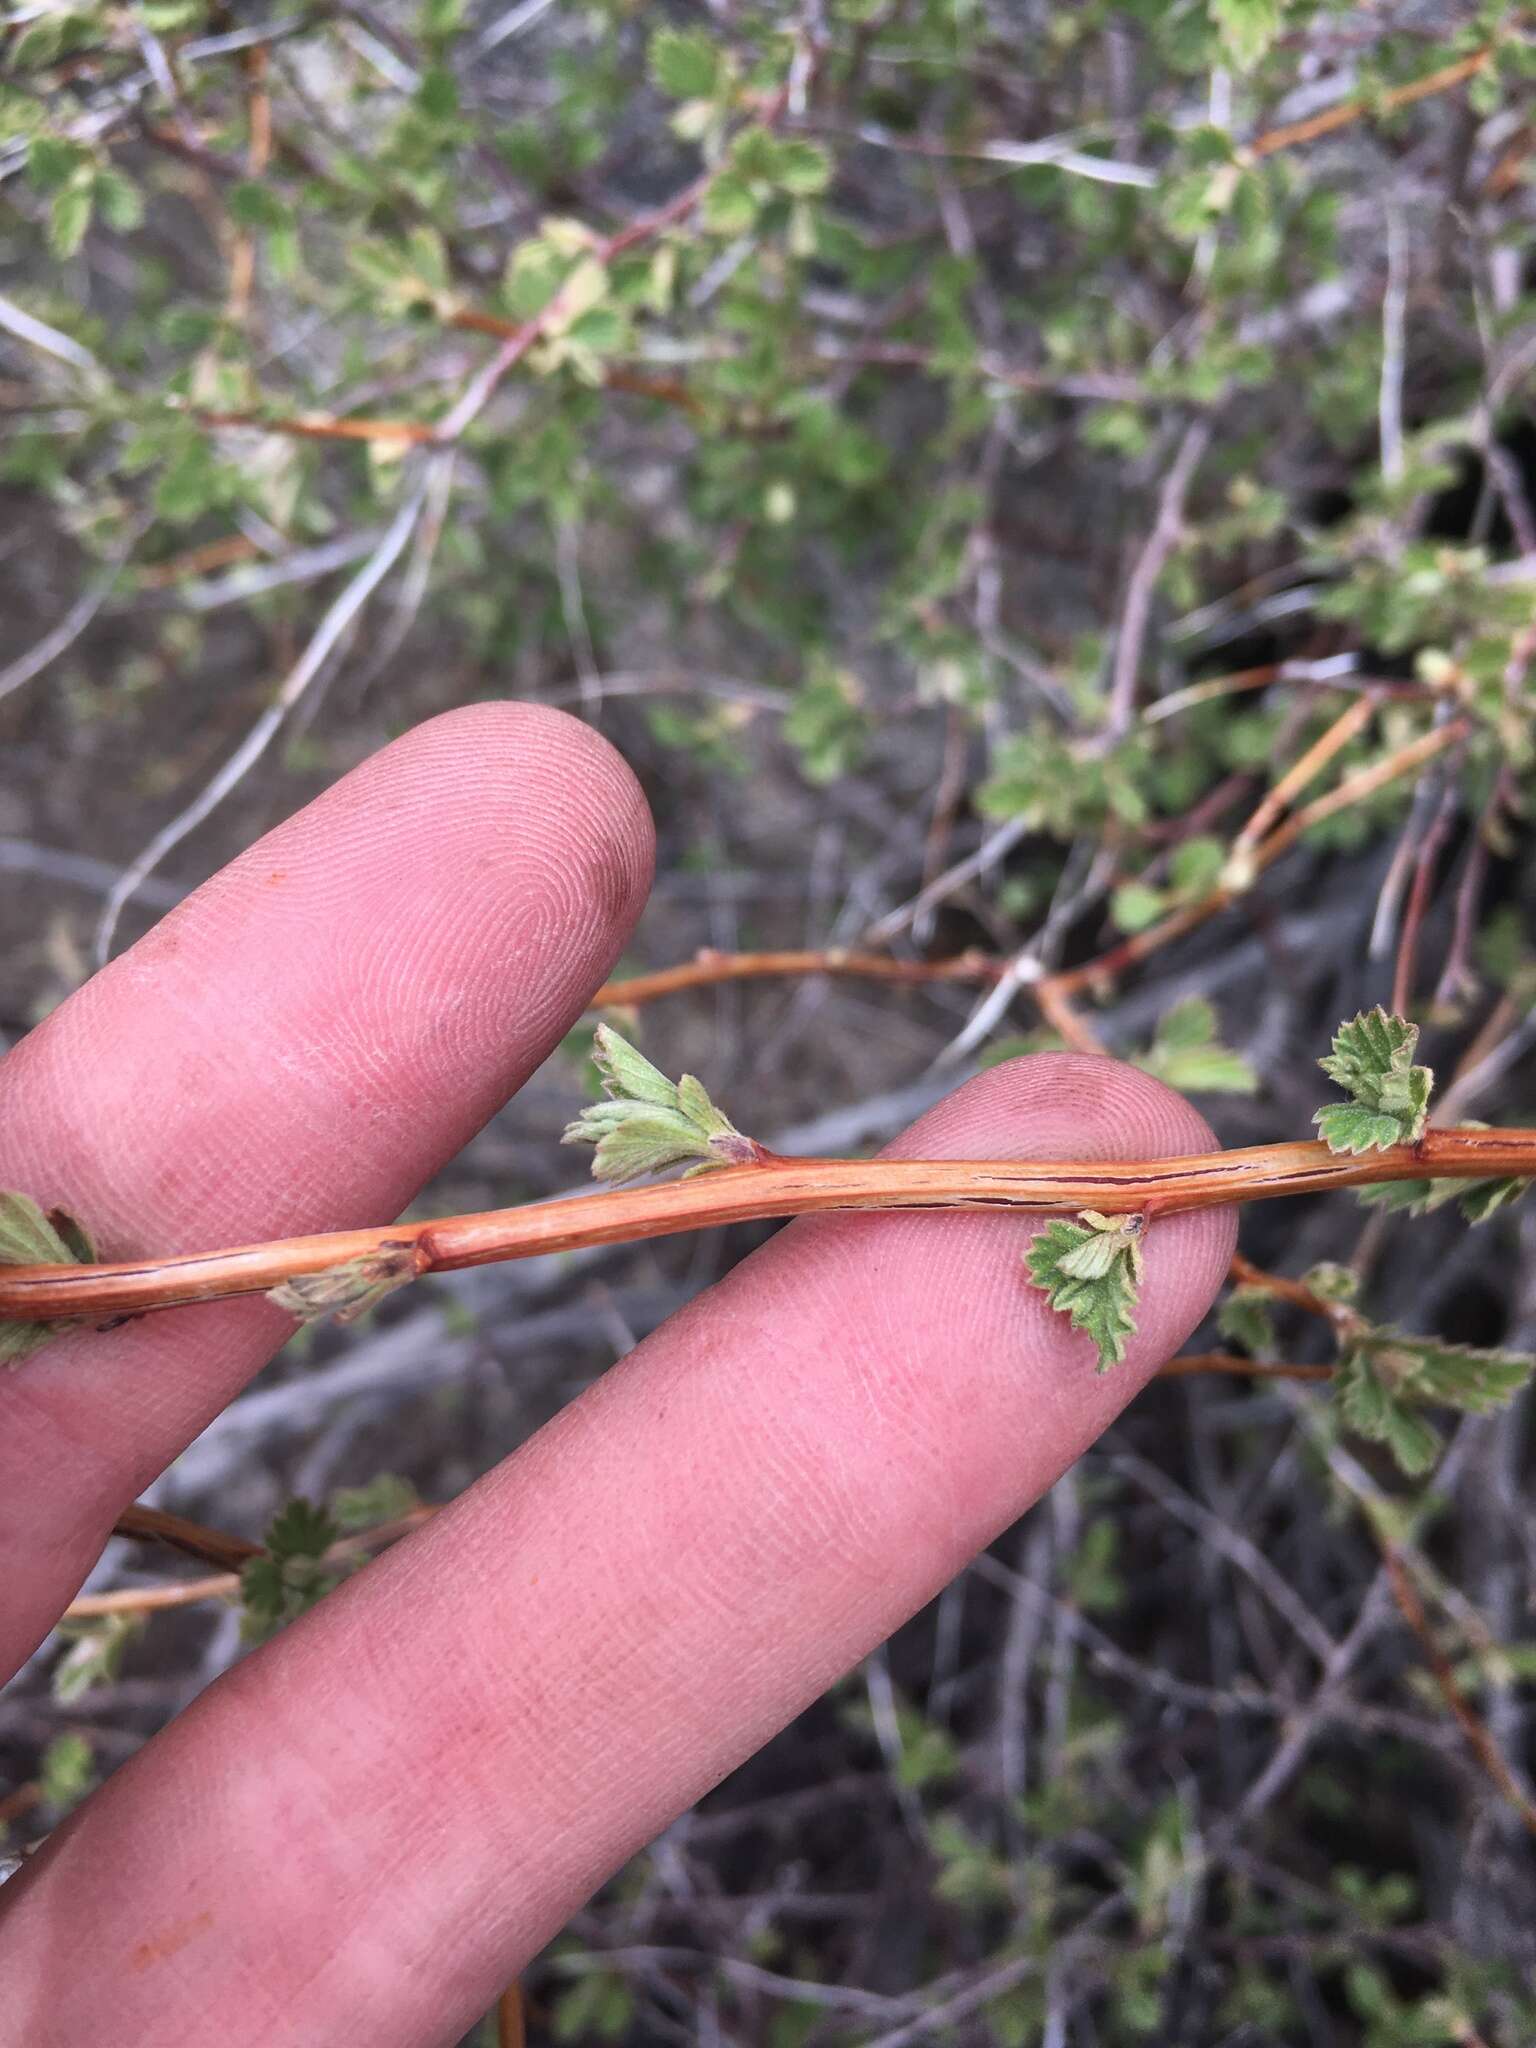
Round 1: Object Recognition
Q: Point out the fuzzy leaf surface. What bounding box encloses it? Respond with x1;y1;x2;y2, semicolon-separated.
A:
1314;1008;1433;1154
1024;1212;1145;1374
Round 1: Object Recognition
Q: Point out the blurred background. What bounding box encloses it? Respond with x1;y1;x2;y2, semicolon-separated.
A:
4;2;1536;2041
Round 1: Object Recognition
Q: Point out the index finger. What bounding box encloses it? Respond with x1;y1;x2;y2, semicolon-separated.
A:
0;1054;1234;2045
0;702;654;1682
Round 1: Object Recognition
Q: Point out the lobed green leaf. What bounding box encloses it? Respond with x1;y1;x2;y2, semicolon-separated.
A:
1024;1212;1145;1373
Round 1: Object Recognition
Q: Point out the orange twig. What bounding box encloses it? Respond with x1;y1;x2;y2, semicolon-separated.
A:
1157;1352;1334;1382
195;409;441;446
1060;717;1471;997
1229;695;1378;857
1383;1548;1536;1841
224;43;272;324
1033;977;1110;1057
1227;1253;1358;1329
592;947;1003;1010
113;1503;261;1572
496;1983;527;2048
6;1126;1536;1326
590;716;1467;1020
136;534;262;589
0;1782;41;1829
70;1506;440;1620
1246;47;1496;160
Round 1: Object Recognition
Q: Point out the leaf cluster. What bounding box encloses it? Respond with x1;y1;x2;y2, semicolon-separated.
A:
240;1498;343;1643
1313;1008;1434;1154
1024;1212;1147;1374
562;1025;757;1183
1336;1332;1534;1477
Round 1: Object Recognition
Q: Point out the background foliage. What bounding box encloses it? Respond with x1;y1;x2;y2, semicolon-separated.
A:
4;1;1536;2041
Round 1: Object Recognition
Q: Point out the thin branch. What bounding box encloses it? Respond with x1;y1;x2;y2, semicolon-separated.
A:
1379;203;1409;487
340;448;457;710
1383;1547;1536;1842
578;709;1468;1027
193;407;440;446
69;1504;439;1619
495;1983;526;2048
1158;1351;1333;1382
830;118;1158;188
471;0;559;56
591;947;1004;1010
1228;1252;1355;1329
433;81;792;447
1227;695;1377;861
1390;779;1456;1015
1244;46;1495;160
865;812;1033;944
1064;717;1470;997
0;522;142;708
113;1503;261;1571
0;290;102;377
93;479;429;964
1105;420;1213;736
7;1124;1536;1326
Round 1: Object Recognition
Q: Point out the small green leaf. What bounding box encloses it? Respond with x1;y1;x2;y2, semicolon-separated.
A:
1359;1331;1534;1417
1153;996;1219;1050
1302;1261;1359;1303
1335;1349;1442;1476
1217;1288;1276;1356
48;177;94;260
648;27;720;99
330;1473;419;1530
1211;0;1284;70
1137;997;1258;1096
589;1027;676;1108
241;1497;343;1642
773;139;832;195
1111;881;1165;934
1314;1008;1433;1154
1353;1176;1444;1218
702;171;759;235
1380;1405;1442;1478
37;1732;94;1814
50;1614;142;1706
26;136;89;194
92;167;143;233
266;1497;339;1562
1025;1212;1146;1373
1458;1175;1533;1224
562;1026;757;1182
1315;1103;1417;1155
1334;1328;1533;1475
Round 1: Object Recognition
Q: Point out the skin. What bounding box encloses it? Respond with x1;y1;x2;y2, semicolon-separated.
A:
0;704;1234;2045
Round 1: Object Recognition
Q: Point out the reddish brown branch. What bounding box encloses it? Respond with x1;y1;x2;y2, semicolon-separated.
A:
496;1984;526;2048
113;1503;261;1573
5;1127;1535;1327
1383;1548;1536;1842
1157;1352;1334;1382
1227;1253;1357;1327
195;408;441;446
1246;47;1496;160
592;947;1004;1009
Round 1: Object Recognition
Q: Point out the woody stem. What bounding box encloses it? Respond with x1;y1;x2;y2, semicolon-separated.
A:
3;1127;1533;1326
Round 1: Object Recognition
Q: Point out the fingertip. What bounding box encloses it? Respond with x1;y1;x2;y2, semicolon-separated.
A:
890;1048;1226;1164
303;699;657;939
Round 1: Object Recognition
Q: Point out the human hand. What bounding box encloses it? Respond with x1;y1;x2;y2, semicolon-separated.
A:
0;705;1233;2046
